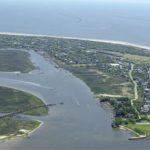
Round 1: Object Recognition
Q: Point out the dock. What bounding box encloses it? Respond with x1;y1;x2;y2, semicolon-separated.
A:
128;135;146;140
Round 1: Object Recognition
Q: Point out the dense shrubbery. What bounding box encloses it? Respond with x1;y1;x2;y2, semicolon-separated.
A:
113;118;136;126
109;97;137;118
101;97;139;127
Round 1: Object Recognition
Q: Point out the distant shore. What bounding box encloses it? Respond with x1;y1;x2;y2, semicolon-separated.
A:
0;32;150;51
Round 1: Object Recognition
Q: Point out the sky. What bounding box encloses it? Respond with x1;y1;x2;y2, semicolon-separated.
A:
1;0;150;4
59;0;150;3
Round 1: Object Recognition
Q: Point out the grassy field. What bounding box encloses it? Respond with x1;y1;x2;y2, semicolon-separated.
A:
0;117;40;139
124;54;150;64
0;87;48;116
67;66;133;97
0;86;47;140
0;50;35;73
126;124;150;136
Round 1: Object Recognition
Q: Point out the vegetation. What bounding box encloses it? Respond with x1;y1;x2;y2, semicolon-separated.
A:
124;54;150;64
109;97;138;118
113;118;136;126
67;66;131;95
0;117;40;137
0;87;48;116
0;86;47;140
0;34;150;57
0;50;35;73
0;34;150;138
126;124;150;136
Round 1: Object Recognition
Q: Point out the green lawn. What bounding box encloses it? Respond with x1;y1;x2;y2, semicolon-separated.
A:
126;124;150;136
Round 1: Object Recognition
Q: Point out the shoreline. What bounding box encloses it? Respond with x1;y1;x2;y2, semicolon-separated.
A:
0;32;150;51
0;120;43;142
120;125;141;137
0;84;47;107
0;48;51;142
28;120;44;136
0;85;46;142
119;125;147;140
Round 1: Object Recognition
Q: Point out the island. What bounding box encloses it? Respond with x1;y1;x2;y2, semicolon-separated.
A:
0;49;48;141
0;33;150;140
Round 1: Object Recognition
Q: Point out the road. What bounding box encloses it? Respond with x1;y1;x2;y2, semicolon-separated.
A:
129;64;138;100
129;64;141;119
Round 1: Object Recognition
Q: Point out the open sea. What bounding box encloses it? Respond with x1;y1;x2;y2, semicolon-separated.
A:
0;0;150;45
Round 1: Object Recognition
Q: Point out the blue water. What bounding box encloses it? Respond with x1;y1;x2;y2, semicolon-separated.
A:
0;0;150;45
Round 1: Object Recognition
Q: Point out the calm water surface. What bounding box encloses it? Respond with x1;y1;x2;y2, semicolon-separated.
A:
0;0;150;45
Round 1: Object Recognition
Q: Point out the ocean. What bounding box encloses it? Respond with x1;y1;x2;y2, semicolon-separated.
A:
0;0;150;45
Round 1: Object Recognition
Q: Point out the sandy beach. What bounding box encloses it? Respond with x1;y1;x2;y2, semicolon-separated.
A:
28;120;44;136
0;32;150;51
0;120;44;142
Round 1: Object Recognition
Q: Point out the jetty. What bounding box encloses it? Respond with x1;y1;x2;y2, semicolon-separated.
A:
0;103;63;119
128;135;146;140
